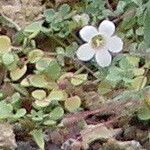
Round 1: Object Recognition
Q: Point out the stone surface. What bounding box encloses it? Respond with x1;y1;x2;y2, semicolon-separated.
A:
0;0;44;28
0;123;17;150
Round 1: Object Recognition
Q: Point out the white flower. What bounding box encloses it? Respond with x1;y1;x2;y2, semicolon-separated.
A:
76;20;123;67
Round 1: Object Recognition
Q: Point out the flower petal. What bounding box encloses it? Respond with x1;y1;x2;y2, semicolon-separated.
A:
76;43;95;61
107;36;123;53
98;20;115;37
79;26;98;42
95;49;112;67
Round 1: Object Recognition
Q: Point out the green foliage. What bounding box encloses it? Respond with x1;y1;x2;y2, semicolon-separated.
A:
0;101;13;119
32;90;47;100
50;106;64;120
10;65;27;81
71;74;88;86
36;58;61;80
28;49;44;63
65;96;81;112
0;36;11;55
48;89;67;101
31;129;45;150
104;55;147;90
144;1;150;48
0;101;26;120
138;105;150;121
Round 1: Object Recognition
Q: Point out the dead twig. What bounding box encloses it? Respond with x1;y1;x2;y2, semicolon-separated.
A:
62;98;141;125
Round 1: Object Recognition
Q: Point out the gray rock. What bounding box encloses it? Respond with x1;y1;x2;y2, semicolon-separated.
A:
0;123;17;150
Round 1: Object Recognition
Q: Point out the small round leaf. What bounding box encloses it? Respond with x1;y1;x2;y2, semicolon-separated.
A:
138;106;150;121
65;96;81;112
29;75;48;88
34;99;50;108
71;74;87;86
47;90;67;101
28;49;44;63
10;65;27;81
2;53;14;65
0;36;11;55
50;107;64;120
32;90;46;100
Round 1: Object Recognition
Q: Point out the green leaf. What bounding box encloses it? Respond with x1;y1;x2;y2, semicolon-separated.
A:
46;60;61;80
136;27;144;36
0;101;13;119
14;30;25;45
47;89;67;101
28;49;44;63
24;22;42;33
106;67;122;83
71;74;87;86
43;120;56;126
133;68;145;76
65;42;78;57
98;80;112;95
2;53;15;65
29;74;48;88
121;10;136;30
50;106;64;120
32;90;46;100
36;58;52;72
138;106;150;121
144;1;150;48
58;4;71;16
44;9;55;22
30;110;44;121
119;55;140;69
131;76;147;90
11;92;21;109
10;65;27;81
131;0;142;5
31;129;45;150
0;36;11;55
13;108;26;119
12;84;29;96
65;96;81;112
34;99;50;108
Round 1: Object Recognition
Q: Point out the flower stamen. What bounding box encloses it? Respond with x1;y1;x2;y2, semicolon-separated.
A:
91;34;105;49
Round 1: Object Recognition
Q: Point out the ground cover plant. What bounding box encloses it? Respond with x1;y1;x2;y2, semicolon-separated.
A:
0;0;150;149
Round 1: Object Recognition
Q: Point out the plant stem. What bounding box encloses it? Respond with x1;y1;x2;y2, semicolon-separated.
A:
73;58;98;79
106;0;113;12
45;52;58;56
74;66;85;75
52;36;67;47
138;68;149;91
1;13;21;31
71;32;82;44
49;1;55;8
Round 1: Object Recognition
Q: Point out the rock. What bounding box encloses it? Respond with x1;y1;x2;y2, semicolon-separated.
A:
84;92;105;110
123;126;137;140
61;138;82;150
0;123;17;150
135;129;148;144
17;141;37;150
101;139;142;150
50;130;64;145
1;0;44;28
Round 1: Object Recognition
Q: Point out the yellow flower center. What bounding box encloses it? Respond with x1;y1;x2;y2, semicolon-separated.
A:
91;34;105;49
